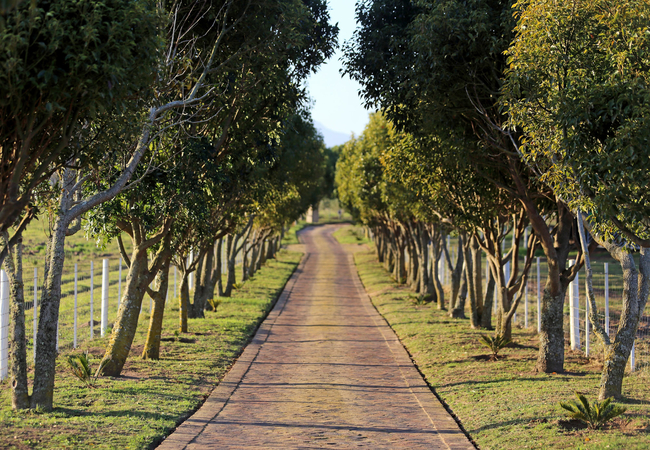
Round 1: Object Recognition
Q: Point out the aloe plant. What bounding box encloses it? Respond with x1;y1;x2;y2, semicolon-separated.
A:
207;298;222;312
560;392;626;429
67;352;107;388
479;333;511;360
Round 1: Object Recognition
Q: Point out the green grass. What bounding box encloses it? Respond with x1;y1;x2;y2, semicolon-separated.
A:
0;250;302;449
352;248;650;450
331;224;371;245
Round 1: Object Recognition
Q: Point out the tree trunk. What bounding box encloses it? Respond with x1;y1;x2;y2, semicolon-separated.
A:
190;243;218;319
224;235;237;296
471;236;483;319
256;240;264;270
215;238;224;298
481;269;495;329
417;224;432;296
451;264;468;319
535;282;567;372
31;210;69;410
179;274;189;333
100;250;155;376
430;228;444;308
598;246;650;399
443;233;464;310
142;256;171;360
2;234;29;410
533;203;575;373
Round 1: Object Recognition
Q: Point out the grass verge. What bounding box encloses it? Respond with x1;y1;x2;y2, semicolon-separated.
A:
352;248;650;450
331;224;371;245
0;250;302;450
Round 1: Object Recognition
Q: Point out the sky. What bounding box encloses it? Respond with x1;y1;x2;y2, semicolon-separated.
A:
305;0;373;146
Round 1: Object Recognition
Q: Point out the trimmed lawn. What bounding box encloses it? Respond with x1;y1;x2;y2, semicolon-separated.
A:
0;250;302;450
352;247;650;450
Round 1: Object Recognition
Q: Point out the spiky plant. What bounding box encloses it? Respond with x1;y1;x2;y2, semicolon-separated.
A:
479;333;512;360
207;298;222;312
560;392;626;429
67;352;107;388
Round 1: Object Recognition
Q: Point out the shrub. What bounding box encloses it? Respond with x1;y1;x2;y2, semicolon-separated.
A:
207;298;222;312
479;333;511;360
67;352;107;388
560;392;626;429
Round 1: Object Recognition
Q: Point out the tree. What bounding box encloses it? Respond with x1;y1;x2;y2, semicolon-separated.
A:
0;0;161;268
503;0;650;398
344;0;583;373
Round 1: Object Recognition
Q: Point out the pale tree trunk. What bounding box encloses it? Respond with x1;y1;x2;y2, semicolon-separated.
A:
224;235;237;296
481;269;495;329
175;248;200;331
416;224;432;296
451;263;468;319
256;239;266;270
443;232;464;313
31;180;76;409
471;236;483;321
530;203;576;373
191;241;221;318
1;233;29;410
100;225;171;377
246;242;259;280
576;211;650;399
101;251;153;375
179;273;189;333
266;236;276;260
215;238;224;298
465;242;479;328
429;224;444;307
142;255;171;360
479;212;537;342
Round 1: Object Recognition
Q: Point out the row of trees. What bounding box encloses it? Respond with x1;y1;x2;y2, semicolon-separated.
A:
1;0;337;411
337;0;650;401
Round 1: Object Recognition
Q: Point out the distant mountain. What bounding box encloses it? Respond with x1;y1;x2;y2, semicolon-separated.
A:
314;121;353;148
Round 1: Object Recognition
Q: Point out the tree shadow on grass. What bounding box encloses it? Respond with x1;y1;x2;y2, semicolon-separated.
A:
54;406;180;422
437;376;546;389
471;415;556;433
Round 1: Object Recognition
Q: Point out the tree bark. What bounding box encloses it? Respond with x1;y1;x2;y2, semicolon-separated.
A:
100;249;155;376
100;224;170;377
179;274;189;333
190;242;219;318
451;263;468;319
598;245;649;399
443;232;463;311
576;212;650;399
481;269;495;329
31;199;71;409
215;238;224;298
142;256;171;360
2;234;29;410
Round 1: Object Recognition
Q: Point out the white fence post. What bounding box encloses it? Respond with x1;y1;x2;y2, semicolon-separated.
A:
0;270;9;381
585;291;590;357
630;341;636;372
74;264;78;349
174;266;177;300
537;257;541;333
101;259;109;337
188;252;194;291
33;267;38;363
569;260;580;350
90;261;94;339
604;263;610;336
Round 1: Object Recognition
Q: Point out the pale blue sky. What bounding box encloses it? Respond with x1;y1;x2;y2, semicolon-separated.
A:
306;0;372;142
